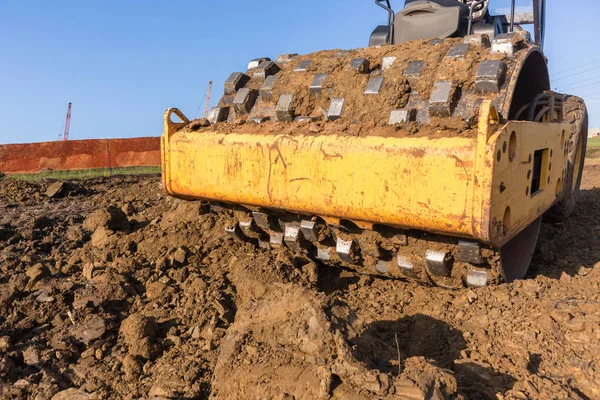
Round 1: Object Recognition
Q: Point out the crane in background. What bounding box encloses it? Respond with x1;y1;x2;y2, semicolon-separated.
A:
198;81;213;118
58;102;72;141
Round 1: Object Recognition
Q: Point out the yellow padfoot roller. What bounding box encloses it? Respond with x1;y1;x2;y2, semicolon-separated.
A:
161;0;587;287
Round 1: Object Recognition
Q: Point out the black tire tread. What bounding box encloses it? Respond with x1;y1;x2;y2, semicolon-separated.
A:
545;95;588;222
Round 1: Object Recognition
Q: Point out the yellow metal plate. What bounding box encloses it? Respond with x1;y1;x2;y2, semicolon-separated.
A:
162;103;570;248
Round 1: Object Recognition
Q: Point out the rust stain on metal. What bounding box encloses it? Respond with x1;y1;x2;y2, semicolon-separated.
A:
320;146;343;160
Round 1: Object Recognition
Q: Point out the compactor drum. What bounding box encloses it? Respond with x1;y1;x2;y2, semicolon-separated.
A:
161;0;587;287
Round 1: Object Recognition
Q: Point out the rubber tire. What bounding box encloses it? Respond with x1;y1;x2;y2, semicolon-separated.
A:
545;95;588;222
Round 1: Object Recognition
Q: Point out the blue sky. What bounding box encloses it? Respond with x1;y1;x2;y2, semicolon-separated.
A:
0;0;598;144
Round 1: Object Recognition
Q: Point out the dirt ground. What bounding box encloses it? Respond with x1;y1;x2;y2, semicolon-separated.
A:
0;162;599;400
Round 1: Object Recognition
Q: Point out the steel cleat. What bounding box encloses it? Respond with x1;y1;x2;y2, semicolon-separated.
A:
276;94;295;122
389;109;416;125
475;60;507;94
310;73;328;95
218;95;235;107
429;81;457;117
404;61;425;77
210;203;227;213
415;107;430;124
446;43;470;58
364;76;384;95
284;224;302;252
491;31;531;56
425;250;453;277
226;107;238;123
260;75;278;101
258;239;271;249
225;224;246;241
316;247;333;261
327;98;345;121
336;238;358;264
269;231;284;248
249;117;269;124
251;211;271;230
276;53;298;65
464;34;490;48
253;61;280;80
295;60;312;72
300;220;320;242
207;107;230;124
247;57;271;71
233;88;258;114
295;116;321;123
382;56;396;71
224;72;250;95
456;241;485;265
428;38;444;45
238;220;258;238
350;58;370;73
375;260;391;275
466;270;488;287
397;254;416;277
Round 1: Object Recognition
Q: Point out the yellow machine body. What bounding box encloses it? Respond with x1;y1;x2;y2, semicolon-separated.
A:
162;102;569;249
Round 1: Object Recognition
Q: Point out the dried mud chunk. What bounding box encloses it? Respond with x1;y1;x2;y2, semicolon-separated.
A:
400;357;458;398
393;378;427;398
90;227;114;248
148;357;204;398
82;263;96;281
45;181;85;198
46;182;67;198
0;356;16;379
120;313;156;359
51;388;96;400
120;202;135;216
0;284;15;308
22;346;41;366
25;263;49;285
71;314;106;344
72;281;128;310
145;281;169;301
83;206;130;232
188;118;211;131
160;201;206;230
66;225;85;242
182;277;207;298
0;336;10;353
171;247;188;265
35;287;55;303
122;354;142;381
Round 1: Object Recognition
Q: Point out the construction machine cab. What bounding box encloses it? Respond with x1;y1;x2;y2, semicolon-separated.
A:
369;0;545;47
394;1;472;43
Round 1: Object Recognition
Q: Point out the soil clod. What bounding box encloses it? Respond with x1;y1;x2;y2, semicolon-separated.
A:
0;167;598;398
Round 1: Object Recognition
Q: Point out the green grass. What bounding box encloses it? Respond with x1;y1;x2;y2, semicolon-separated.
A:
587;136;600;161
6;166;161;182
588;136;600;148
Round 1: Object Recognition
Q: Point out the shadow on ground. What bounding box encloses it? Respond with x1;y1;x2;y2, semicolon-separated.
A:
351;314;517;399
532;188;600;279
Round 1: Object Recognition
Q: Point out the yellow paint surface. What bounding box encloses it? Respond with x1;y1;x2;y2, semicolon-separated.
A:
162;104;569;248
